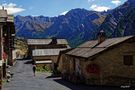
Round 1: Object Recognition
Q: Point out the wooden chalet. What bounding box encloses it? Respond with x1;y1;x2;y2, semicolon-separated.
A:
27;38;70;58
0;8;16;89
3;14;16;66
0;8;7;89
28;38;70;70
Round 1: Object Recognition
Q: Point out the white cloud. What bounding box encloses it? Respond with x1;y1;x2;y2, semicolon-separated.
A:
88;0;95;2
0;3;25;14
90;4;110;12
60;11;68;15
111;0;121;6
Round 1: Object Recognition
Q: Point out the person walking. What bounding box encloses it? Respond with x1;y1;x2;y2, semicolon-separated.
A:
33;64;36;76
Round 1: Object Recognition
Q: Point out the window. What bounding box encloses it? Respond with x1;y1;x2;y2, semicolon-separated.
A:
123;55;134;65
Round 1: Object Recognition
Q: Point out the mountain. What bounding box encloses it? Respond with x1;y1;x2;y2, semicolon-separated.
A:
98;0;135;38
15;9;107;47
15;0;135;47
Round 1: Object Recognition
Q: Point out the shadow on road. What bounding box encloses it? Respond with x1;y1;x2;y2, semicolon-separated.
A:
17;58;32;61
53;78;134;90
46;75;60;78
53;78;95;90
24;60;33;64
16;59;33;64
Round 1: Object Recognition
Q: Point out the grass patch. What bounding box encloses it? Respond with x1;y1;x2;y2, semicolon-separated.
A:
36;66;51;72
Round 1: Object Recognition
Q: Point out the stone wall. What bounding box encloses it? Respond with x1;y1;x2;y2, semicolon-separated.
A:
83;41;135;85
58;54;70;73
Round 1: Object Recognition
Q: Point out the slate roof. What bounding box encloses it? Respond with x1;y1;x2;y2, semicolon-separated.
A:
78;40;98;48
27;39;68;45
32;48;67;56
66;36;134;58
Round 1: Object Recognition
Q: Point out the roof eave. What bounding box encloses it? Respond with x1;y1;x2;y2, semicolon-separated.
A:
65;53;88;59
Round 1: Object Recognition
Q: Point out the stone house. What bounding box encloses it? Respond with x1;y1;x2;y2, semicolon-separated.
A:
63;32;135;86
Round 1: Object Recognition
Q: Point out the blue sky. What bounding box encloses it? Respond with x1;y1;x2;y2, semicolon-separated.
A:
0;0;127;16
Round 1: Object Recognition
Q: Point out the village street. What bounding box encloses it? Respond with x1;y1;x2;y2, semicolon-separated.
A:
2;59;92;90
2;59;134;90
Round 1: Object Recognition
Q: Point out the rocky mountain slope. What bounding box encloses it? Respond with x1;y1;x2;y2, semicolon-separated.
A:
15;9;106;47
98;0;135;38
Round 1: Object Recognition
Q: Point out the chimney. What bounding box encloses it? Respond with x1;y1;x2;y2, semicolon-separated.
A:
2;6;4;10
49;37;57;45
97;30;106;44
